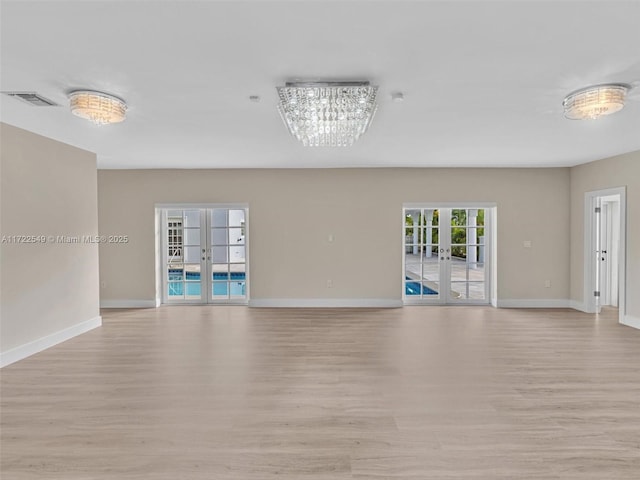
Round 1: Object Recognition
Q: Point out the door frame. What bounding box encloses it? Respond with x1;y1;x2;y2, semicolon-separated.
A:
583;187;626;322
402;202;497;305
155;203;250;305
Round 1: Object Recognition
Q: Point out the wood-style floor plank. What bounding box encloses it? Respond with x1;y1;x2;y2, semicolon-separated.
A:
2;306;639;478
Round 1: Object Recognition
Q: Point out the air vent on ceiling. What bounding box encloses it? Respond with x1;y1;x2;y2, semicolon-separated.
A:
3;92;59;106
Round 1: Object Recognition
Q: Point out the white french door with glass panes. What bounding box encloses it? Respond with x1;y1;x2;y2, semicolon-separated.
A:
403;206;490;304
161;206;248;304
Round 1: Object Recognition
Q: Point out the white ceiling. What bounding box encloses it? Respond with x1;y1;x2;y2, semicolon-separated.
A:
1;0;639;169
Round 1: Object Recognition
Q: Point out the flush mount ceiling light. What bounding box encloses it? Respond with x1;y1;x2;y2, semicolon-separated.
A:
563;83;630;120
68;90;127;125
277;81;378;146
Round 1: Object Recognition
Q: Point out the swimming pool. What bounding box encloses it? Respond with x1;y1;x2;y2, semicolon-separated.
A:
405;277;438;296
170;272;433;297
168;271;246;296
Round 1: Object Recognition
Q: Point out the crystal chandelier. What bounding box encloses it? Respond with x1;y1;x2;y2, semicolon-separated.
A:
68;90;127;125
277;81;378;146
563;83;630;120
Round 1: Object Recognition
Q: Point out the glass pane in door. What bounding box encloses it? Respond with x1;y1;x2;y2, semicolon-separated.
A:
208;208;247;301
229;209;245;227
229;246;245;263
404;210;421;297
449;208;486;302
450;282;468;300
422;209;440;298
404;208;441;300
167;264;184;299
184;263;202;299
165;209;203;302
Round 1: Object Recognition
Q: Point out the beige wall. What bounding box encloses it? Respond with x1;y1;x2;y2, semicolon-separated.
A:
98;168;571;304
0;124;100;361
570;150;640;322
1;120;634;361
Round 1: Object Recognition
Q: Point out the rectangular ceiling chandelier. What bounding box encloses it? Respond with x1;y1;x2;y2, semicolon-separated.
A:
277;81;378;147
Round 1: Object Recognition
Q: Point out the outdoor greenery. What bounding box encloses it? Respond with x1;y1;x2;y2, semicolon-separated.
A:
405;209;485;259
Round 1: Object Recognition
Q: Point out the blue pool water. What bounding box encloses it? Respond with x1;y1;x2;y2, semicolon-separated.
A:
405;277;438;296
170;271;434;297
169;271;246;297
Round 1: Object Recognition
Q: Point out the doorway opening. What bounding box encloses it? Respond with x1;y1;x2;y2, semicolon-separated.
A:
584;188;626;322
157;205;249;305
403;204;495;305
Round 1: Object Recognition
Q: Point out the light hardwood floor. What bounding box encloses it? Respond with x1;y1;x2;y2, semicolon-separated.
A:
2;306;639;479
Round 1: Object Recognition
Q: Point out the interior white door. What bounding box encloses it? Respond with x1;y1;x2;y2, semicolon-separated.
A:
600;201;610;306
595;195;621;309
584;187;626;321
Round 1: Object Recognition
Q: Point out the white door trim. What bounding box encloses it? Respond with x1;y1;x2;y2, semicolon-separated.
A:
583;187;626;323
402;203;496;305
156;205;249;305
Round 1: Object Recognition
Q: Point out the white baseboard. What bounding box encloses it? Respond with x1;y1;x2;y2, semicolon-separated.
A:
0;316;102;368
249;298;403;308
621;314;640;330
497;299;572;308
100;299;157;308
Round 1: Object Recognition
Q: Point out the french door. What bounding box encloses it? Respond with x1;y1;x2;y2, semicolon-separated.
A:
161;206;248;304
403;206;490;304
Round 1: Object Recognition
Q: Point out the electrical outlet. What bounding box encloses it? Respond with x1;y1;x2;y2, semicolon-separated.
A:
326;279;333;288
544;280;551;288
523;240;532;248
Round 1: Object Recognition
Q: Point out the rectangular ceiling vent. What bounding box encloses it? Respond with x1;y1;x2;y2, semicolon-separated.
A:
3;92;59;106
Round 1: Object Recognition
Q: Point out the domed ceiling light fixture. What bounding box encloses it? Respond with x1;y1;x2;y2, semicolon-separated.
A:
563;83;630;120
277;81;378;146
68;90;127;125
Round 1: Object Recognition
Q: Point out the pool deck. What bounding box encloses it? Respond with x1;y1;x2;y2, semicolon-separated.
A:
405;253;486;300
171;263;246;274
169;255;486;301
